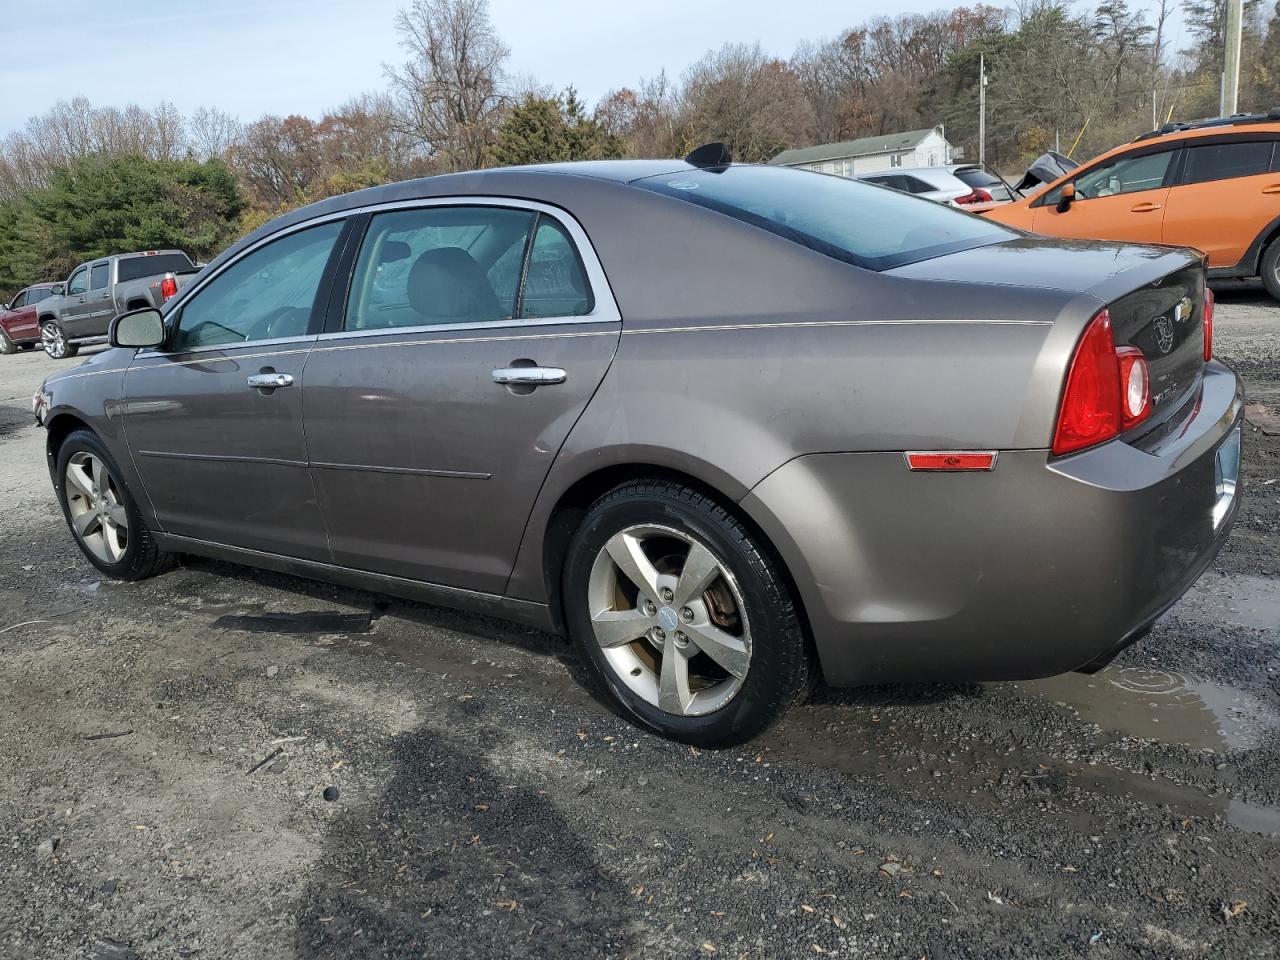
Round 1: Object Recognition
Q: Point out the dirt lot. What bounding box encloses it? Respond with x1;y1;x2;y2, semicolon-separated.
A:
1;289;1277;960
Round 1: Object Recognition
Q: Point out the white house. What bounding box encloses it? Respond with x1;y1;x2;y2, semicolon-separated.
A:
768;125;960;176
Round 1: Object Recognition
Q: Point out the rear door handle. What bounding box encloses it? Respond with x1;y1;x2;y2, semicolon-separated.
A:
1130;202;1163;212
492;366;567;386
247;372;294;389
1263;184;1280;195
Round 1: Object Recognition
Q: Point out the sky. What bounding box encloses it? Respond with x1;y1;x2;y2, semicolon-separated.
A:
0;0;987;136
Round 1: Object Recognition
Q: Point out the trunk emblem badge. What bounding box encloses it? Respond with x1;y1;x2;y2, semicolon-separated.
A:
1154;315;1175;354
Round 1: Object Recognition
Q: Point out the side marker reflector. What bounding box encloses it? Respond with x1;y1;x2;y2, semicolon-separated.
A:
904;451;998;472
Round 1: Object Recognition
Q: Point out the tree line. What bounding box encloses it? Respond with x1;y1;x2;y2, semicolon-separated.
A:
3;0;1278;299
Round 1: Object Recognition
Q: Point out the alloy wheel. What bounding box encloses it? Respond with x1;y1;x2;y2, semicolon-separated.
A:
64;451;129;564
42;323;66;359
587;523;751;716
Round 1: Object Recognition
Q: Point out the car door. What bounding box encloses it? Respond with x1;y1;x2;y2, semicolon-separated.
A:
1160;137;1280;268
1;290;27;339
303;200;621;595
121;217;350;559
59;265;92;332
10;289;40;339
69;260;115;337
1032;146;1178;244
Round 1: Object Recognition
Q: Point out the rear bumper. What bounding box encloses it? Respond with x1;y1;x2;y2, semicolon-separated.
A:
741;362;1245;686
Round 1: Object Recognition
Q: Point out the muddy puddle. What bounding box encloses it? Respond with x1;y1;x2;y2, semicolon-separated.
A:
1176;572;1280;631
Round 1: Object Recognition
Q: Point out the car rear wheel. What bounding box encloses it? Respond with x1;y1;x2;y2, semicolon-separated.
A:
563;479;813;746
42;322;79;359
56;430;171;580
0;330;15;355
1261;238;1280;303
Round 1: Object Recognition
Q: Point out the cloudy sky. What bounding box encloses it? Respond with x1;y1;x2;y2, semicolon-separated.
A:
0;0;1051;135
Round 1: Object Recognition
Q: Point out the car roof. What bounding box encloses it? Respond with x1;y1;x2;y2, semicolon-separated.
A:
1096;117;1280;164
26;281;58;289
858;167;962;184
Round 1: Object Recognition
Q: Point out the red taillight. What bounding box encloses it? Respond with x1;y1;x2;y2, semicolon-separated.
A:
954;188;993;205
1203;287;1214;361
160;276;177;302
1115;346;1151;428
1052;309;1122;455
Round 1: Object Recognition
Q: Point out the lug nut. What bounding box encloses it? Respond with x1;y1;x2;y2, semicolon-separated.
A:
674;631;687;646
653;627;666;642
660;588;674;603
644;600;657;616
680;607;694;622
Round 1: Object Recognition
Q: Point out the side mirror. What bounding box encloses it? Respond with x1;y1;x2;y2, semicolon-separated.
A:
110;308;166;349
51;283;65;295
1056;183;1076;214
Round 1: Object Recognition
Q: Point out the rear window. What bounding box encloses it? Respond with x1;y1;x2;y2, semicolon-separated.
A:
1181;140;1275;185
117;253;195;282
634;165;1015;271
27;287;53;304
953;167;1002;188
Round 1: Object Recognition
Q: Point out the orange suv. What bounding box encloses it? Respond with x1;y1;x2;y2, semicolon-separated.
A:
985;110;1280;301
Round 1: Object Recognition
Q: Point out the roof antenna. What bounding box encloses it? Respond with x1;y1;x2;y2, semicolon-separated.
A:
684;142;732;169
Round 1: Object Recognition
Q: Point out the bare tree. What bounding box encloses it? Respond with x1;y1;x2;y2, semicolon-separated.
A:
189;106;244;161
385;0;509;171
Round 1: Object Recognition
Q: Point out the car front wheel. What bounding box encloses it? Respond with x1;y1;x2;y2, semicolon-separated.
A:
563;479;813;746
56;430;171;580
0;329;15;355
42;322;79;359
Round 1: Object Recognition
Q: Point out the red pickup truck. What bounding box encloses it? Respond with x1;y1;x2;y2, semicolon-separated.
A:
0;282;60;354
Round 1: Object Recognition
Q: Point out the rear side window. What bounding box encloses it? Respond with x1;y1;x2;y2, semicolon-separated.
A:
345;206;535;331
90;263;109;290
636;165;1015;271
117;253;196;282
521;218;592;318
27;288;53;304
1181;140;1274;185
900;176;938;194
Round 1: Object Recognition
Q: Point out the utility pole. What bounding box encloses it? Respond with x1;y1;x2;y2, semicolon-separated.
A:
1222;0;1243;116
978;53;987;167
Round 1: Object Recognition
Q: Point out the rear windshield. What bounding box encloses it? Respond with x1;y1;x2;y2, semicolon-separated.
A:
953;167;1003;188
634;165;1015;271
117;253;195;282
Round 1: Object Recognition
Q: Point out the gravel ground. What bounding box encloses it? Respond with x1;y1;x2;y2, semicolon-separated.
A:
0;289;1277;960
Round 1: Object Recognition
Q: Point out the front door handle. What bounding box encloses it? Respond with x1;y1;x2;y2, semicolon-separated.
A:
492;366;567;386
247;372;294;389
1130;201;1163;213
1263;184;1280;195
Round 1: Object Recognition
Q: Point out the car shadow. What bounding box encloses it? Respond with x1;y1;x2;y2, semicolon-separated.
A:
1209;278;1274;307
291;723;637;959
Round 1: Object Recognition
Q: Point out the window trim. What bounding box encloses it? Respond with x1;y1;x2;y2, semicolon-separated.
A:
317;196;618;342
67;266;89;296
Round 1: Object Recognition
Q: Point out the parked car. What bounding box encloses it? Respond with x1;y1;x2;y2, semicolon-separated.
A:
0;282;61;354
34;154;1242;745
38;250;199;358
856;164;1015;206
985;109;1280;301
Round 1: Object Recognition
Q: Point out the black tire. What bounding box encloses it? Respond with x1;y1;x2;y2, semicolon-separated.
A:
1261;238;1280;303
563;479;813;746
41;321;79;359
0;329;15;355
55;429;172;581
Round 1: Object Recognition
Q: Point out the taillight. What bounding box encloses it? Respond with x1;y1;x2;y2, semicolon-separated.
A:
1052;310;1155;455
160;275;177;302
1115;346;1151;428
1203;287;1214;361
954;188;993;205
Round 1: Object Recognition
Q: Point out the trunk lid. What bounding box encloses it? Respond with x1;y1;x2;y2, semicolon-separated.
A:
887;237;1207;428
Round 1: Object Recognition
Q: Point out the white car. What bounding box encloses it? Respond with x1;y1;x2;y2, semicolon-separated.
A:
856;165;1016;207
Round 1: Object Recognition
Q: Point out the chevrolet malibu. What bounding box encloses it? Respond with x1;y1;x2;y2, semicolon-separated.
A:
34;154;1244;745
